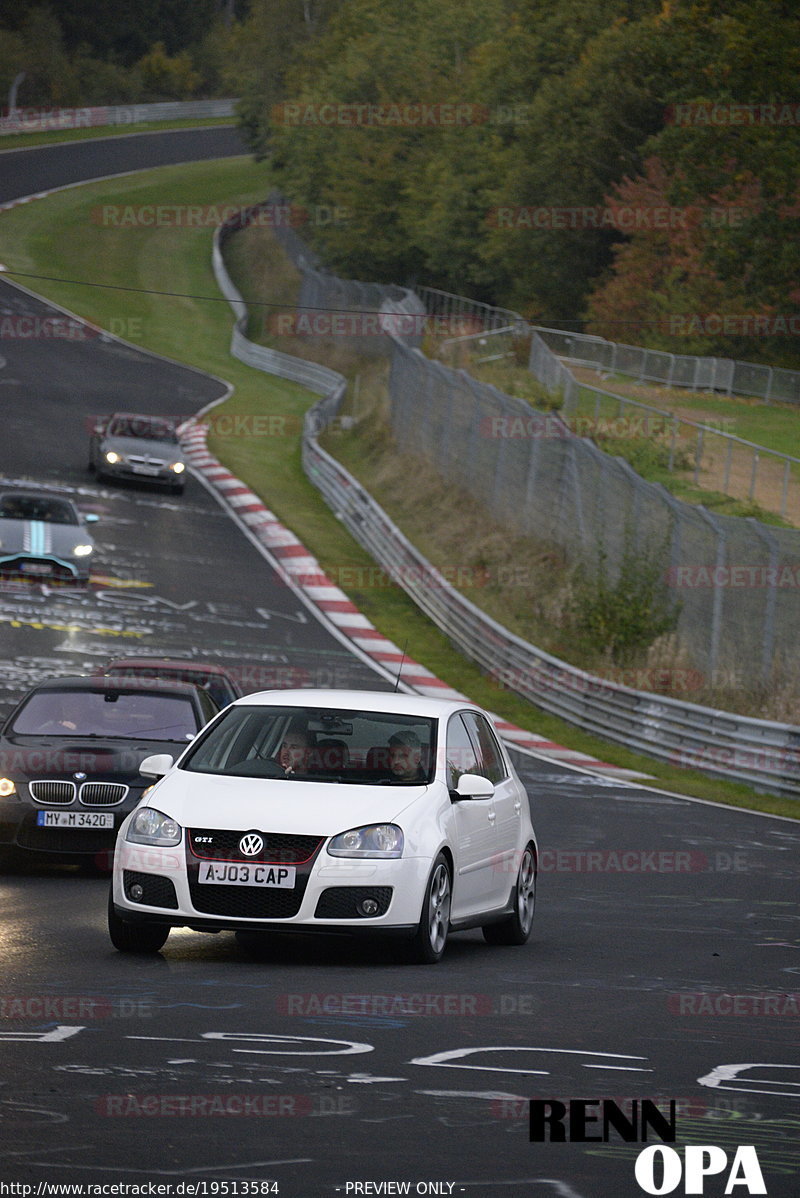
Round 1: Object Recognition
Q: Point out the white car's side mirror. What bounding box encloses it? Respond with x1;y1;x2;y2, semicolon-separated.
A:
139;753;175;779
453;772;494;799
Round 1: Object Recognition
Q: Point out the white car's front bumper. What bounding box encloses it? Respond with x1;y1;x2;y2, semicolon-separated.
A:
112;834;435;933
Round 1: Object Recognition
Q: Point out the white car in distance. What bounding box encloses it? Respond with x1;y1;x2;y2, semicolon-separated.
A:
108;689;538;964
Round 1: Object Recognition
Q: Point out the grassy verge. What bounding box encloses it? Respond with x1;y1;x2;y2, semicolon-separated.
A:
576;369;800;459
467;358;798;526
0;117;236;153
0;160;797;820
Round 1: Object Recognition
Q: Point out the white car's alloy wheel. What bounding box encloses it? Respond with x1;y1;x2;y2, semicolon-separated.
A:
409;853;451;964
483;844;536;946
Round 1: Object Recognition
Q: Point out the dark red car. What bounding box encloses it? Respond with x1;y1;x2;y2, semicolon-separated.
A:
99;659;243;711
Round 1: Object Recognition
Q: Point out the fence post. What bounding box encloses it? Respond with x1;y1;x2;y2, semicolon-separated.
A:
749;452;760;500
747;519;778;685
764;366;774;404
523;413;544;534
693;428;704;484
668;418;679;471
723;439;733;494
698;509;725;681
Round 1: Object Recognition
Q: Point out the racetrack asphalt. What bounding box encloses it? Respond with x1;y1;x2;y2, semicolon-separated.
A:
0;128;797;1198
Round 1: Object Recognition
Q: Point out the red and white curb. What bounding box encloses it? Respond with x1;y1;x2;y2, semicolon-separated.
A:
180;422;648;782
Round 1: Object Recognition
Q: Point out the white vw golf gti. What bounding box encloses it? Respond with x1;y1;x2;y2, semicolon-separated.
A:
108;690;538;963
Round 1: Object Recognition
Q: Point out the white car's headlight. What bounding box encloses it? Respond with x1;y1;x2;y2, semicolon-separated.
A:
72;544;94;557
327;824;404;858
169;461;185;474
126;807;182;846
105;450;123;464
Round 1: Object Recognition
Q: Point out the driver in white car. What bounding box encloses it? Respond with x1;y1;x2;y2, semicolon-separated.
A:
387;730;426;782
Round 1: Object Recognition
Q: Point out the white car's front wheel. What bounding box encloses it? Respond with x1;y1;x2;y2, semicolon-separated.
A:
407;853;451;964
108;889;170;954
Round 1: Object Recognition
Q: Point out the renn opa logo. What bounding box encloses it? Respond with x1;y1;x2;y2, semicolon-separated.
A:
529;1100;766;1194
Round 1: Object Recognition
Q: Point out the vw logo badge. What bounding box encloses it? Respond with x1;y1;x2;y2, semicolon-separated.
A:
74;772;87;782
239;832;264;857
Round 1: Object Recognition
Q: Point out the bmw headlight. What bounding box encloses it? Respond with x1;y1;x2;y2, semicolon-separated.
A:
327;824;404;859
72;544;94;557
126;807;182;846
0;778;17;798
169;461;185;474
105;450;123;465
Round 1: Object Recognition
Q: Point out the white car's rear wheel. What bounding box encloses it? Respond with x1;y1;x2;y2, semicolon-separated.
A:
483;844;536;946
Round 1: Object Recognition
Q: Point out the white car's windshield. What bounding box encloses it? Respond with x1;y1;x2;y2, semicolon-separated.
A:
182;705;436;784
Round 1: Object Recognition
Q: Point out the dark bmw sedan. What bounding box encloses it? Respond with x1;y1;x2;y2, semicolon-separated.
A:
0;676;219;868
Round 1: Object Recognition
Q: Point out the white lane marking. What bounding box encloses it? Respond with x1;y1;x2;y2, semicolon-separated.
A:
26;1160;313;1175
412;1046;648;1075
698;1062;800;1098
417;1090;528;1101
127;1032;374;1055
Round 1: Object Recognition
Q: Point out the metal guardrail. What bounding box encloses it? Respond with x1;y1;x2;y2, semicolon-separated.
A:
210;203;800;799
534;325;800;407
303;408;800;799
0;99;237;136
413;286;800;405
526;332;800;522
213;207;345;396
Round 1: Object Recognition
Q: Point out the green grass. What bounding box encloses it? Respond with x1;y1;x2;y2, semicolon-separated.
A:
0;117;236;153
0;158;797;821
596;371;800;455
470;357;800;525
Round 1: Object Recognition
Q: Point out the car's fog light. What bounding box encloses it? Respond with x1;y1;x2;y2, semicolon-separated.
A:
129;884;144;902
357;897;380;917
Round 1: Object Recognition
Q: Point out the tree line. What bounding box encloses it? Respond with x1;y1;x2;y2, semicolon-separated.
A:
0;1;250;105
3;0;798;365
235;0;800;366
